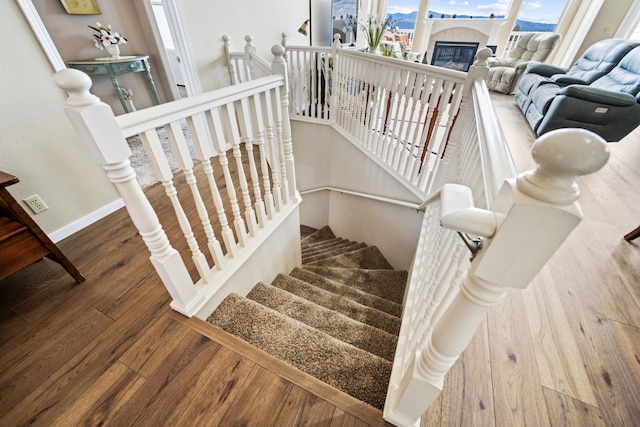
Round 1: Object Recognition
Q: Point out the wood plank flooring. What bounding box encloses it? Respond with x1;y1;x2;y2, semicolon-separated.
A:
0;92;639;426
423;93;640;426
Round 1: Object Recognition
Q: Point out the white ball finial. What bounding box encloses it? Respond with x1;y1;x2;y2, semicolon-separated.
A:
475;47;492;65
53;68;100;107
271;43;285;57
222;34;230;42
517;128;609;204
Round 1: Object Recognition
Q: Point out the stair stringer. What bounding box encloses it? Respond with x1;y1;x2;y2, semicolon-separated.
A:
194;203;302;320
292;120;424;270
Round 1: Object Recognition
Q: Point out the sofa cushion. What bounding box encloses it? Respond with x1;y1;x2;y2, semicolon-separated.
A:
591;45;640;95
567;39;640;84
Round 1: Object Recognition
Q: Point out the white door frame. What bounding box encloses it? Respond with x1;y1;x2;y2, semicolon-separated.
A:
16;0;65;71
157;0;202;95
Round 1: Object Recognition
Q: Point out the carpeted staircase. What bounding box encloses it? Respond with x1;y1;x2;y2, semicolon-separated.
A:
207;225;408;410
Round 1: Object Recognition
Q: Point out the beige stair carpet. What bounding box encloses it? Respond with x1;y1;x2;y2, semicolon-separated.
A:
207;225;408;411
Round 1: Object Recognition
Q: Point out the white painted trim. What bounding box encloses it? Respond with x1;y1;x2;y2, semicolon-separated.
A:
49;198;125;243
300;186;422;210
558;0;605;68
16;0;65;71
616;0;640;38
161;0;203;95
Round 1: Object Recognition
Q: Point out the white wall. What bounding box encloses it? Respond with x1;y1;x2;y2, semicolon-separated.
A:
178;0;310;91
291;120;423;270
1;1;120;239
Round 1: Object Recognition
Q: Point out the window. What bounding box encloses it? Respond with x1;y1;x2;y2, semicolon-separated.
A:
385;0;569;32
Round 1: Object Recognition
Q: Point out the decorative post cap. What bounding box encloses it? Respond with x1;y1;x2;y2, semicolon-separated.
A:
475;47;492;66
53;68;100;107
517;128;609;204
271;44;286;62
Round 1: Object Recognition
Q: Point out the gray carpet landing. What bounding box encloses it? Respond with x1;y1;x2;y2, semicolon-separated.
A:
207;225;408;410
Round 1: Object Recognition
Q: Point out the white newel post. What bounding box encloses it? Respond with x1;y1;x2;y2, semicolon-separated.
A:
386;129;609;426
330;34;341;124
223;35;238;85
271;44;297;201
53;68;205;316
464;47;491;97
244;35;257;81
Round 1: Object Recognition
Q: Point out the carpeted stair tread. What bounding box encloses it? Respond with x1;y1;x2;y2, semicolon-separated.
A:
208;293;392;409
300;225;318;240
270;273;400;335
303;242;367;264
289;268;402;317
301;238;350;255
304;246;394;270
247;282;398;361
300;225;336;247
302;266;408;305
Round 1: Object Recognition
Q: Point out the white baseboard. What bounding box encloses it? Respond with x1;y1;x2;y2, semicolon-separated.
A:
49;198;125;243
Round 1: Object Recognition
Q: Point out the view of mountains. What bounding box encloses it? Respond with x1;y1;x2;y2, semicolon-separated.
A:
388;11;556;32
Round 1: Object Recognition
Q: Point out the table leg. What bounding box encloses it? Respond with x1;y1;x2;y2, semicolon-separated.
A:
142;59;161;105
107;71;130;113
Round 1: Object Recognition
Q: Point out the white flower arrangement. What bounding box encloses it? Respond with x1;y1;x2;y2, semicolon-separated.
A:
89;23;127;50
342;14;358;41
360;15;394;51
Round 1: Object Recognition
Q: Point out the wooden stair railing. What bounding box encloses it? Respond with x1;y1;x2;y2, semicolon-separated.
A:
0;171;84;283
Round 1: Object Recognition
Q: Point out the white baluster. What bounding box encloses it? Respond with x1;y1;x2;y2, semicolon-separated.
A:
262;89;283;211
53;68;204;316
271;44;297;202
237;97;267;228
140;129;211;283
186;115;238;258
225;102;258;237
207;106;248;247
252;93;275;219
165;121;225;270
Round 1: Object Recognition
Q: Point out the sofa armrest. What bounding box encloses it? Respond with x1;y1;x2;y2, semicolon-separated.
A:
525;63;568;78
558;86;637;106
487;57;510;67
551;75;587;86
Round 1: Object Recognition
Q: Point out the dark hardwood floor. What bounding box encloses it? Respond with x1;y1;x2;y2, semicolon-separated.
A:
0;92;638;426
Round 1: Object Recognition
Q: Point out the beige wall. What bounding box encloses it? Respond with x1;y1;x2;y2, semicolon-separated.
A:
32;0;177;115
575;0;633;62
0;1;120;237
179;0;309;92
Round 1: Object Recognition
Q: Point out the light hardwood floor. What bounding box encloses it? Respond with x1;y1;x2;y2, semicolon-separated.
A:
0;93;638;426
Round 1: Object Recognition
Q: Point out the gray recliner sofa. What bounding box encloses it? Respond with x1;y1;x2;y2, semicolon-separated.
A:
517;42;640;142
515;38;640;116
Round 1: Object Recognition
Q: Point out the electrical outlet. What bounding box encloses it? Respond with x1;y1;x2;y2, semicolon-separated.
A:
23;194;49;214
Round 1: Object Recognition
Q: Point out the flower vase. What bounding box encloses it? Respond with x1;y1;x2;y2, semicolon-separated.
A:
105;44;121;58
369;44;380;55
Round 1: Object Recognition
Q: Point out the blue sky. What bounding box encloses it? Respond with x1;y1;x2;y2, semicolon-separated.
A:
386;0;567;24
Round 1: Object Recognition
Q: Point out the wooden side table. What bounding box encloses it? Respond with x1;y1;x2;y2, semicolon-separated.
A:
0;171;84;283
67;55;161;113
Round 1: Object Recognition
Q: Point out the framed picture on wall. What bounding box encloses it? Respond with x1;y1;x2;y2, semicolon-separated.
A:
60;0;101;15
